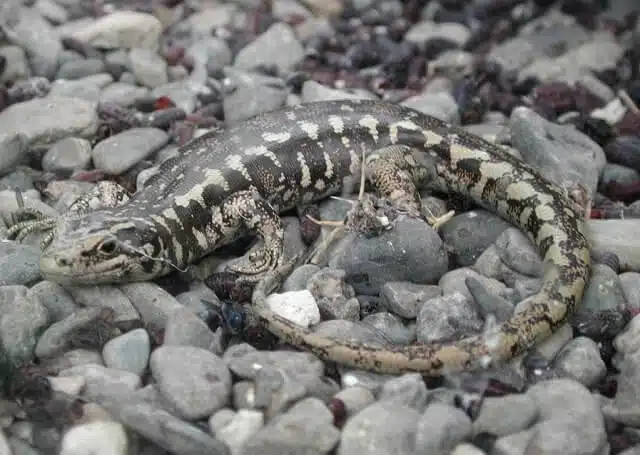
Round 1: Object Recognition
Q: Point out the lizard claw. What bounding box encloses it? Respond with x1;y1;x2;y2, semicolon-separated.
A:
6;209;58;249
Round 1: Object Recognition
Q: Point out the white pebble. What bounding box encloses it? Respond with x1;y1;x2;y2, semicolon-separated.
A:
60;421;128;455
264;289;320;327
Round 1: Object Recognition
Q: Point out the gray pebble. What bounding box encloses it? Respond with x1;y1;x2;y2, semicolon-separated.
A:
604;350;640;427
329;216;448;295
440;268;513;307
59;420;128;455
489;37;540;73
339;401;421;455
0;131;27;176
378;373;427;410
212;409;264;454
34;0;69;24
234;22;304;74
150;81;197;114
58;363;141;402
99;400;228;455
222;68;287;124
48;77;105;102
243;398;339;455
472;394;539;437
307;268;358;320
601;163;640;187
361;312;415;345
69;10;163;50
40;348;103;375
465;276;514;323
380;281;441;319
228;350;324;380
440;209;511;267
56;58;106;80
416;292;483;344
493;428;536;455
0;97;98;146
579;263;627;314
509;106;605;197
102;328;151;376
429;50;474;79
620;272;640;309
67;285;139;323
273;0;313;20
520;32;624;83
0;3;62;78
129;48;168;88
163;307;221;353
526;379;607;455
257;367;339;419
175;285;219;315
553;336;606;387
150;345;232;420
0;241;41;286
187;36;232;72
0;285;49;365
312;321;395;363
0;45;30;84
405;20;470;47
402;91;460;123
27;280;78;322
415;402;472;454
613;315;640;359
281;263;321;292
8;435;41;455
119;282;192;334
587;220;640;271
300;80;376;103
42;137;92;175
333;386;375;417
521;12;590;57
493;227;544;278
577;72;615;102
186;4;237;37
232;381;256;410
512;275;543;301
35;307;110;359
100;82;150;106
91;127;169;175
208;408;236;434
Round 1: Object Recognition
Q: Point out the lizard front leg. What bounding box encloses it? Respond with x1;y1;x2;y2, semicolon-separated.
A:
220;189;285;277
363;144;454;228
7;181;131;249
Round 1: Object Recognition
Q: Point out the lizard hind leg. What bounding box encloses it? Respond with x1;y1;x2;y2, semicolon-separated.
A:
222;190;285;277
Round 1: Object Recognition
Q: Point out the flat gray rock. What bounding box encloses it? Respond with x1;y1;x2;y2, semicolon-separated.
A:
150;346;232;420
0;96;98;146
91;127;169;174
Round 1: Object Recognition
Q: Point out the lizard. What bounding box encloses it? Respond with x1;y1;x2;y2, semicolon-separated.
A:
6;99;591;375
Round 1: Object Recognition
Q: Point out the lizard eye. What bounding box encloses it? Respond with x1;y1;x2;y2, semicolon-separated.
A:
97;239;118;255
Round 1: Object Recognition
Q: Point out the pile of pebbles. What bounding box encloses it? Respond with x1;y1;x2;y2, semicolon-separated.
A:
0;0;639;454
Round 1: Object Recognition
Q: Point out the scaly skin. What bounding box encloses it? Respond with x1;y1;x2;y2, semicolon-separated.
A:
7;100;591;375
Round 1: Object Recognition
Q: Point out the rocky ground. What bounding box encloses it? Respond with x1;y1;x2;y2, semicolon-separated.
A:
0;0;640;454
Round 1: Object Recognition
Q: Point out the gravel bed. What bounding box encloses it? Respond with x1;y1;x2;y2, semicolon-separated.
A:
0;0;640;454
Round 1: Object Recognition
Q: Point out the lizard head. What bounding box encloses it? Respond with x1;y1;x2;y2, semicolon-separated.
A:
39;211;172;285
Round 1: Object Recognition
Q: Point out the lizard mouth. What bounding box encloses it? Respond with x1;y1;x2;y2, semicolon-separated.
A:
39;254;129;286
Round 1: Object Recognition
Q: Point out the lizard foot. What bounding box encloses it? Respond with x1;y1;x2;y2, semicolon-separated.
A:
6;208;58;249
